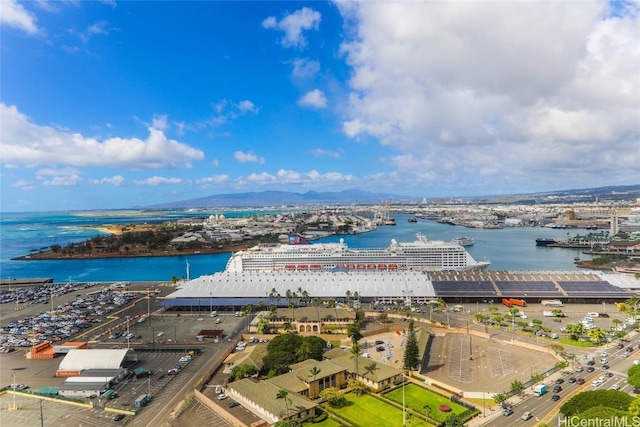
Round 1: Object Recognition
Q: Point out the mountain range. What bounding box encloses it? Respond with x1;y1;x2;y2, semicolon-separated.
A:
145;185;640;209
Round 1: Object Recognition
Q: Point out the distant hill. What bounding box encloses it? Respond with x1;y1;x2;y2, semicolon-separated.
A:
146;185;640;209
147;190;412;209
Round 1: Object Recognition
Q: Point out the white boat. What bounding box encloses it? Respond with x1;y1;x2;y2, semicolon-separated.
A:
452;236;474;247
225;233;490;273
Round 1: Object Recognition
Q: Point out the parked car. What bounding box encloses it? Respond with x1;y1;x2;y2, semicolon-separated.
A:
587;367;595;372
217;394;228;400
113;414;126;421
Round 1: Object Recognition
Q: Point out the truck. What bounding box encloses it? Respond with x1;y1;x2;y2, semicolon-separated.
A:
502;298;527;308
543;311;554;317
542;299;563;307
533;384;548;397
134;394;150;408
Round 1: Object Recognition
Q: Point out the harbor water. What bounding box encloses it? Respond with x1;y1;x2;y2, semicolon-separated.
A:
0;211;591;283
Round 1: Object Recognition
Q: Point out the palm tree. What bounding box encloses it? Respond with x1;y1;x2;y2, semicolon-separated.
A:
309;366;321;381
363;361;378;378
276;388;291;418
350;342;362;379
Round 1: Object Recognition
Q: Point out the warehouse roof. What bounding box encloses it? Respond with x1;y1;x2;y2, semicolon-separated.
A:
165;270;436;299
58;349;129;371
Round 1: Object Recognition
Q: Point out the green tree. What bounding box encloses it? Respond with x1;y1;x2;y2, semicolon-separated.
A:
320;387;346;408
560;390;635;417
493;392;508;407
443;413;464;427
403;320;420;371
348;378;369;396
350;342;362;377
309;366;321;382
347;322;363;344
627;364;640;389
295;336;327;361
510;379;524;394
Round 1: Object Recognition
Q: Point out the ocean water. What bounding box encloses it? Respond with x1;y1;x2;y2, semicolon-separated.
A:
0;211;590;282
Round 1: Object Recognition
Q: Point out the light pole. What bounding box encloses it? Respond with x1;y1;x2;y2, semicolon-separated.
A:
126;316;130;350
11;371;17;410
402;374;406;427
210;292;212;314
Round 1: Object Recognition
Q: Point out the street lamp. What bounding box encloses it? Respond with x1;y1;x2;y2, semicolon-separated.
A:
210;292;212;314
126;316;131;350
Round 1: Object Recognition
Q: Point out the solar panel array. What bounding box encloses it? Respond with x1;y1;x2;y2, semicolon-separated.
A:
495;281;563;298
557;281;633;298
431;281;496;297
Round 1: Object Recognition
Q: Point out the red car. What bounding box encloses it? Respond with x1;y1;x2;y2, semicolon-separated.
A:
577;378;585;385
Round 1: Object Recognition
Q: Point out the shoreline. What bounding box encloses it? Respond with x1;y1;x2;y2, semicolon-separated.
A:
11;244;248;261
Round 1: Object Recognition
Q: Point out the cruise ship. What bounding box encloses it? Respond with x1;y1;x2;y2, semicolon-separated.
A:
225;233;490;273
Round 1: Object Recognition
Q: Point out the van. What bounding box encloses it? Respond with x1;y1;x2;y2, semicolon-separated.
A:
586;312;599;318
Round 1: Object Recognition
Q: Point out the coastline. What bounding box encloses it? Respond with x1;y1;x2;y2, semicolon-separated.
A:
77;225;125;236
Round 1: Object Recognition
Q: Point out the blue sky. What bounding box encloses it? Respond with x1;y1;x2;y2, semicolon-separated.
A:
1;0;638;212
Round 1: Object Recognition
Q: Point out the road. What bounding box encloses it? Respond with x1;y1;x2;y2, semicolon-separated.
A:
484;337;640;427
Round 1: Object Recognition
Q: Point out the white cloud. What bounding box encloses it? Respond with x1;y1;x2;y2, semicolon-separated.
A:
80;20;115;44
134;176;184;186
87;175;125;186
12;179;36;191
298;89;327;109
291;58;320;79
238;169;354;187
40;175;83;186
262;7;321;48
336;1;640;191
195;174;229;186
237;100;258;115
233;151;265;164
310;148;342;158
0;103;205;169
0;0;39;34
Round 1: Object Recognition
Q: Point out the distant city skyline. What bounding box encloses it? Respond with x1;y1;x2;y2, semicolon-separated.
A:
1;1;638;212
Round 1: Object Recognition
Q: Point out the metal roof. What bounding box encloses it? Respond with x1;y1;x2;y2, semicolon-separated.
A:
58;349;129;371
165;270;436;300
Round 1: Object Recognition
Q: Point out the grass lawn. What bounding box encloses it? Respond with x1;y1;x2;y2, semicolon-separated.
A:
559;338;596;347
385;383;468;422
466;397;497;409
322;393;425;427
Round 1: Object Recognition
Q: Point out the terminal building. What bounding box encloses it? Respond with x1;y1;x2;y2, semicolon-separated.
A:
161;269;640;311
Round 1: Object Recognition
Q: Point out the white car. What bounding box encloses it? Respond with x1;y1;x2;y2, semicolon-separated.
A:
157;331;164;337
179;356;191;363
600;352;609;357
610;385;620;390
217;394;228;400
